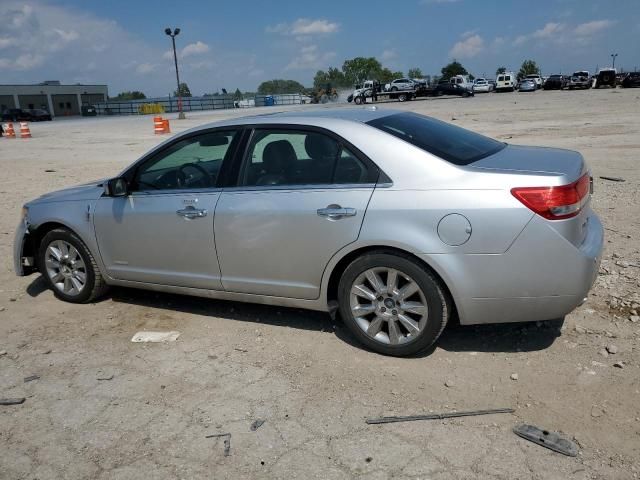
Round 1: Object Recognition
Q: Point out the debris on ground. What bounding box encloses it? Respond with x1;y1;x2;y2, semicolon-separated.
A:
599;176;626;182
97;374;114;381
444;379;455;388
234;347;248;353
0;398;26;406
0;350;7;356
613;362;625;369
606;345;618;354
513;424;578;457
365;408;514;425
205;432;231;456
250;419;265;431
130;331;180;343
23;375;40;383
510;373;519;381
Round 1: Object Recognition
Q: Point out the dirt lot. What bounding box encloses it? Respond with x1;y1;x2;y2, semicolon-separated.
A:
1;88;639;479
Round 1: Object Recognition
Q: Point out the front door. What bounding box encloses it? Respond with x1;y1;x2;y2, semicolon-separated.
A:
93;129;239;289
214;128;378;299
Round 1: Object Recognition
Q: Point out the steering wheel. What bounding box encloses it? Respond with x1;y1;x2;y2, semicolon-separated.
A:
177;162;211;188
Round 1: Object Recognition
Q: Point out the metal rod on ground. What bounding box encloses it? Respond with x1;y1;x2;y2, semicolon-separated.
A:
366;408;515;425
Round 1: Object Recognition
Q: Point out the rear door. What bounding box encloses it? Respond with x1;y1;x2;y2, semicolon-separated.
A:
94;129;241;289
214;127;378;299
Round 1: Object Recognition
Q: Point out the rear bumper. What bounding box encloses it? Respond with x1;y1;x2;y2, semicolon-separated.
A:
421;211;604;325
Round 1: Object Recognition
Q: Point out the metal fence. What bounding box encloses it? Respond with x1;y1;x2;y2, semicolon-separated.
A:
94;93;307;116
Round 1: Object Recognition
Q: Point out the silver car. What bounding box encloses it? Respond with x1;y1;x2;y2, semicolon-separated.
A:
14;109;603;356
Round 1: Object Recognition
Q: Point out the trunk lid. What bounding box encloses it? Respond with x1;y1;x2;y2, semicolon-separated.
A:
468;144;585;181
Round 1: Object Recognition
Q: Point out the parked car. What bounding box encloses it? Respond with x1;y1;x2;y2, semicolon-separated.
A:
621;72;640;88
1;108;31;122
495;72;516;92
543;75;568;90
566;71;591;90
518;79;537;92
14;109;602;356
524;74;543;89
81;105;97;116
434;82;474;97
384;78;416;92
594;68;617;88
473;78;492;93
27;109;52;121
449;75;474;91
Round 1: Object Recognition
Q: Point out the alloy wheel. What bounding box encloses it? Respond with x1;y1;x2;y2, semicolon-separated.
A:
349;267;429;346
45;240;87;296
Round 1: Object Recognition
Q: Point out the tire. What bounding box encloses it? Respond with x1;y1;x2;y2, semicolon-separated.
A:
38;228;109;303
391;86;398;92
354;96;363;105
397;93;407;102
337;251;450;356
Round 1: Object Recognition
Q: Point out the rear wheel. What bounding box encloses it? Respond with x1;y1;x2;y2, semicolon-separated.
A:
39;228;108;303
391;86;398;92
397;93;408;102
354;96;363;105
338;252;450;356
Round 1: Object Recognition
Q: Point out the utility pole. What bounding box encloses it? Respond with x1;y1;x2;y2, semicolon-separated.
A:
165;27;186;119
611;53;618;70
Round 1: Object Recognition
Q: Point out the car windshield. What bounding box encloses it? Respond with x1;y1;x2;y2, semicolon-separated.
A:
367;112;505;165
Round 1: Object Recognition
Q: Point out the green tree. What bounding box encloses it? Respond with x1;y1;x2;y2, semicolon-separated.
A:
342;57;383;85
174;82;192;97
518;59;540;80
233;88;243;100
407;67;424;79
496;66;507;76
440;60;468;80
111;91;146;101
313;67;348;90
257;79;306;94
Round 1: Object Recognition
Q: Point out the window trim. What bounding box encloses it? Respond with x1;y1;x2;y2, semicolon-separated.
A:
120;127;245;194
227;124;381;191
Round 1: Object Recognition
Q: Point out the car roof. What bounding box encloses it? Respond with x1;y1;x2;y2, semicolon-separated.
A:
196;107;399;130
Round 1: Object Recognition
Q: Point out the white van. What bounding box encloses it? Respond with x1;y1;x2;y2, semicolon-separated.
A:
495;72;516;92
449;75;473;90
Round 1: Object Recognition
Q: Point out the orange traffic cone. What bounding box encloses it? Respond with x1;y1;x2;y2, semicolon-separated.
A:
4;123;16;138
19;122;31;138
163;119;170;133
153;116;165;134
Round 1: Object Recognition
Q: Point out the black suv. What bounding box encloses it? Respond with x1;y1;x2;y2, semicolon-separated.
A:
621;72;640;88
543;75;567;90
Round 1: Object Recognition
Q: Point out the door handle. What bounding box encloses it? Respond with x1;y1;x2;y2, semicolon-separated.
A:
317;206;357;219
176;207;208;219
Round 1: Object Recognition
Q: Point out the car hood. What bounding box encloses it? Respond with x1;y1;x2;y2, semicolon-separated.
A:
29;179;106;205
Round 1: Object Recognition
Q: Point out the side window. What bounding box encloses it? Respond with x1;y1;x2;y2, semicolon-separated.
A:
133;130;237;191
240;130;371;187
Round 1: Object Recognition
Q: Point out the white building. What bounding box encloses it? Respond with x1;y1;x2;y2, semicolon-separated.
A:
0;81;108;117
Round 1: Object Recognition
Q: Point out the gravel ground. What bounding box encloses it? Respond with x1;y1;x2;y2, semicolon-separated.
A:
0;88;639;479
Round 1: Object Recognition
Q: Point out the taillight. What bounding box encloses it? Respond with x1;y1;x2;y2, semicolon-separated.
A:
511;173;591;220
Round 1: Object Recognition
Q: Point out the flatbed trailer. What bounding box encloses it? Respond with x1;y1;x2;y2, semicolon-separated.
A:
350;86;434;104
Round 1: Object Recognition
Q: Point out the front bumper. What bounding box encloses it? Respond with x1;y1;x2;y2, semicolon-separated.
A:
13;220;33;276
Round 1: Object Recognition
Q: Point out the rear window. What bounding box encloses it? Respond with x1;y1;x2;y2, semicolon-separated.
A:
367;112;505;165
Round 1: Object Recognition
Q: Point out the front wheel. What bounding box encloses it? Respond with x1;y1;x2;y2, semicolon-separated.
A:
338;252;450;356
397;93;407;102
39;228;109;303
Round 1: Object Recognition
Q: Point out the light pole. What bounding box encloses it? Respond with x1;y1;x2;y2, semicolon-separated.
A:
165;27;185;119
611;53;618;69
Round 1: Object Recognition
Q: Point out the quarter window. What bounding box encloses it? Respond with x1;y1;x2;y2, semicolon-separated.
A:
133;130;237;191
241;130;371;187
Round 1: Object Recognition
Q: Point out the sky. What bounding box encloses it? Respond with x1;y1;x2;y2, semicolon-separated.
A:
1;0;638;97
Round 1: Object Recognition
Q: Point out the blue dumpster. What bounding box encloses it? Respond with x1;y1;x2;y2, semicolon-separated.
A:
264;95;274;107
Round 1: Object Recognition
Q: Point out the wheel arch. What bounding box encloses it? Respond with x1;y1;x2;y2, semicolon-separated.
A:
325;244;459;322
26;221;99;272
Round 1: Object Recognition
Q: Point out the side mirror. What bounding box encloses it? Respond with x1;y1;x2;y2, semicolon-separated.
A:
105;177;128;197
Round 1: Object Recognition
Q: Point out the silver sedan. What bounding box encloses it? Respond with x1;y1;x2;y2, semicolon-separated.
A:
15;108;603;356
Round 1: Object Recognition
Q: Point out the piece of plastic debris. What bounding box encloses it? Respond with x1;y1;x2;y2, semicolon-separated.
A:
0;398;26;405
599;176;625;182
24;375;40;383
513;424;578;457
365;408;515;425
205;432;231;456
250;419;265;431
97;374;114;381
131;331;180;343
